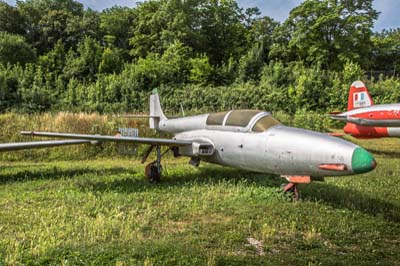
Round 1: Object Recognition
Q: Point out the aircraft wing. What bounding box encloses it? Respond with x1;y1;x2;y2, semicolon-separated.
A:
0;139;91;152
20;131;193;147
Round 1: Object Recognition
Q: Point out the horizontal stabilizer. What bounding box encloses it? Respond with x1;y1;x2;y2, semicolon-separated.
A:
120;114;182;119
119;114;157;118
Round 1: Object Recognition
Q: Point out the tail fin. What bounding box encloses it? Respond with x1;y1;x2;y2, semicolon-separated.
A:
149;88;167;130
347;81;374;111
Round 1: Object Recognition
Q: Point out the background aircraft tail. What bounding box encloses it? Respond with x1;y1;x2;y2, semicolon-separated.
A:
347;81;374;111
149;89;167;130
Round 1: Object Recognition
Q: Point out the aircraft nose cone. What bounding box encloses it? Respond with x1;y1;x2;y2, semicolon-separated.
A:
351;147;376;174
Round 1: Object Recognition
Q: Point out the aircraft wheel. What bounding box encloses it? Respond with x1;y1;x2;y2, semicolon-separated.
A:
145;163;161;183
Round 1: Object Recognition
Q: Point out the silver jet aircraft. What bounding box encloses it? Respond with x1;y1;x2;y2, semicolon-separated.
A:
16;89;376;199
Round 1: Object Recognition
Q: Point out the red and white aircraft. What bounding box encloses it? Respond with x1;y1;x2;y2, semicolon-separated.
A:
331;81;400;139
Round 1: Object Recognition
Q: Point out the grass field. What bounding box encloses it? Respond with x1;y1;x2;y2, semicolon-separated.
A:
1;137;400;265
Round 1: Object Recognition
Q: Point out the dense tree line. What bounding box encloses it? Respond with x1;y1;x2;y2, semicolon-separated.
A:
0;0;399;114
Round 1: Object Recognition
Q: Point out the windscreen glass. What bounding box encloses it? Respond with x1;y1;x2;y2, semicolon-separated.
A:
252;115;281;132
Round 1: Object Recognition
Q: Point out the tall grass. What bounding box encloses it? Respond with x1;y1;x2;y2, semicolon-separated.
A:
0;112;155;161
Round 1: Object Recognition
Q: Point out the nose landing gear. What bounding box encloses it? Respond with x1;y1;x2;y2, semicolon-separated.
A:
281;175;311;201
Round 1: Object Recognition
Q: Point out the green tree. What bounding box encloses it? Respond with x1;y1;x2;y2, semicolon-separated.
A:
98;47;123;74
19;0;84;17
129;0;190;58
237;42;265;82
189;55;214;85
370;29;400;73
277;0;378;69
196;0;247;65
247;16;279;61
38;40;66;75
18;65;54;112
122;41;191;92
17;0;90;53
0;1;26;35
0;64;23;111
243;7;261;28
66;8;101;49
0;32;36;66
64;37;102;82
159;41;191;84
39;9;73;50
129;0;248;66
100;7;135;50
37;40;67;96
17;1;43;51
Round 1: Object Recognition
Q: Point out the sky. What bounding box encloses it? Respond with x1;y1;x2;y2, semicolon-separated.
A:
4;0;400;31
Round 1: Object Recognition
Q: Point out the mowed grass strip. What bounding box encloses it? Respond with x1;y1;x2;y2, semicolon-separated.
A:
0;138;400;265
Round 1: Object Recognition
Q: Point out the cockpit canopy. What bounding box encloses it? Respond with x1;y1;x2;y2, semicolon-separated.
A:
206;110;280;132
251;115;280;132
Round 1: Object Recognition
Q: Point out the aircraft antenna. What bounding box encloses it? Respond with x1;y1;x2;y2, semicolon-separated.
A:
180;103;185;117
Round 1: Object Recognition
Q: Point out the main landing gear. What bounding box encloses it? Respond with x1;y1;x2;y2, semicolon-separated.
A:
281;175;311;201
145;162;161;183
142;145;177;182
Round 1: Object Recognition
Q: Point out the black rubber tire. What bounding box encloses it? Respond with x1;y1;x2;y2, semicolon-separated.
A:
149;164;161;183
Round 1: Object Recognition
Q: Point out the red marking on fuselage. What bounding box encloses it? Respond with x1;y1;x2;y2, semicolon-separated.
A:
327;132;346;137
344;123;389;138
351;110;400;120
319;164;347;171
284;176;311;184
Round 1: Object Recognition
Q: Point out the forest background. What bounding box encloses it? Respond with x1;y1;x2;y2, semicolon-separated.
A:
1;0;400;123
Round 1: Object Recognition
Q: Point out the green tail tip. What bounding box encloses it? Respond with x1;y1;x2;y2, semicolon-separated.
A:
152;88;158;94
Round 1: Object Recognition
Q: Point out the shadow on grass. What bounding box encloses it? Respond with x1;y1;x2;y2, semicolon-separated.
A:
302;182;400;223
78;165;281;194
0;166;128;184
83;165;400;224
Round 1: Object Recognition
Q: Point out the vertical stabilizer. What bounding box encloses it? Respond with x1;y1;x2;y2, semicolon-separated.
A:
347;81;374;111
149;89;167;130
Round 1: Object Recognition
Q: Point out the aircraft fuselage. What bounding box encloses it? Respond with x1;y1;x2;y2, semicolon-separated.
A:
159;113;375;178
